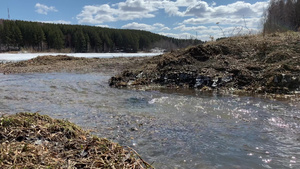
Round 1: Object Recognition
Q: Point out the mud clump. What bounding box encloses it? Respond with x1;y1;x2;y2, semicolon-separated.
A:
0;112;152;169
110;32;300;95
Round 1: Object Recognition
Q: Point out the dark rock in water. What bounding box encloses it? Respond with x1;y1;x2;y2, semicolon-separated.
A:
265;74;300;93
156;72;197;87
222;76;233;83
194;76;212;88
130;127;138;131
109;76;132;88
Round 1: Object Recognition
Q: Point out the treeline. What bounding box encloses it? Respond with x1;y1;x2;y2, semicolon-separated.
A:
0;19;202;53
264;0;300;33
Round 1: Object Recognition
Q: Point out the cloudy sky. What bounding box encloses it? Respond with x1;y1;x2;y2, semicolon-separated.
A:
0;0;269;41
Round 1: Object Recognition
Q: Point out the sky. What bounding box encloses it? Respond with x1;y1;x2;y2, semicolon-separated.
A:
0;0;270;41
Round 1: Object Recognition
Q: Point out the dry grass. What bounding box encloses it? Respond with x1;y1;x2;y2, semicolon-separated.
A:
0;55;150;75
0;112;153;169
109;32;300;95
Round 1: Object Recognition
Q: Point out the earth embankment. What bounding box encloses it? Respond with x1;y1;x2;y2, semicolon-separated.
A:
109;32;300;94
0;55;152;75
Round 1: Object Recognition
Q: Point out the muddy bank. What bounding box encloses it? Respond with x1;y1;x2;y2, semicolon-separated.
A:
0;112;152;168
109;32;300;95
0;55;152;75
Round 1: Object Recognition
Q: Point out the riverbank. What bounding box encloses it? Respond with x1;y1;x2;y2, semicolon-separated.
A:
0;52;162;62
109;32;300;95
1;32;300;96
0;112;152;168
0;52;300;167
0;55;155;75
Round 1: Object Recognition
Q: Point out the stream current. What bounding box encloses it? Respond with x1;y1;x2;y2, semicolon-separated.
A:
0;73;299;168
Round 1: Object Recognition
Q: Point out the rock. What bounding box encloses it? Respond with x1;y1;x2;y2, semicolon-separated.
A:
130;127;138;131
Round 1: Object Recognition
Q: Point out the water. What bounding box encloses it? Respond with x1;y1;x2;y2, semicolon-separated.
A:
0;73;300;168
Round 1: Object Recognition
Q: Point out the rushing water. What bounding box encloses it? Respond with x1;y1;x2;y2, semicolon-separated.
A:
0;73;300;169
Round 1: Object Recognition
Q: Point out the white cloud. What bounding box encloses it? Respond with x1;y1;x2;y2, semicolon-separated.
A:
211;1;217;6
118;0;156;12
35;3;58;15
153;23;171;31
180;1;267;19
174;25;207;31
75;0;268;41
77;0;159;24
163;3;184;16
153;23;164;28
122;22;170;31
96;24;110;28
39;20;71;24
122;22;155;31
212;1;257;18
158;32;198;40
76;4;118;24
176;1;268;40
183;17;262;27
184;1;213;17
76;0;207;24
160;27;171;31
76;0;268;24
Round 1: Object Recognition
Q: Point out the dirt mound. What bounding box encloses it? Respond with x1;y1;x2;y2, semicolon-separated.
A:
110;32;300;94
0;55;150;75
0;112;152;168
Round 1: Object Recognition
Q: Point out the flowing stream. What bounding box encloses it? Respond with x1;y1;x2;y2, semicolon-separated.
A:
0;73;300;168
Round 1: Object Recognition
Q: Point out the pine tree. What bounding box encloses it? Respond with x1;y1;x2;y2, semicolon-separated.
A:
0;19;203;52
44;25;64;50
0;22;3;49
2;20;22;50
74;29;87;53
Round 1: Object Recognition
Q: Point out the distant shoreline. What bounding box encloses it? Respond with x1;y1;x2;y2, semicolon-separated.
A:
0;54;156;75
0;52;162;62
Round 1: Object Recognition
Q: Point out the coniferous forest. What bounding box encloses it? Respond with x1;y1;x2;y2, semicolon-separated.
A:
0;19;202;53
263;0;300;33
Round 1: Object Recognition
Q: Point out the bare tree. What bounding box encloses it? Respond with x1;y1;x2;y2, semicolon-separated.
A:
263;0;300;33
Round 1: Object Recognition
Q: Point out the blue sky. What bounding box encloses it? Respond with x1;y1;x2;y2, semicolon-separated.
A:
0;0;269;40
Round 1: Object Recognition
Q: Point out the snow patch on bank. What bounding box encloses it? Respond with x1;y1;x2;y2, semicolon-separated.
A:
0;53;162;62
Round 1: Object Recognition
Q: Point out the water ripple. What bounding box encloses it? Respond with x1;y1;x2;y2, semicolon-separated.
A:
0;73;299;168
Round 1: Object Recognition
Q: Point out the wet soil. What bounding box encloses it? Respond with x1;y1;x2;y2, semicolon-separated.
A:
109;32;300;95
0;112;152;168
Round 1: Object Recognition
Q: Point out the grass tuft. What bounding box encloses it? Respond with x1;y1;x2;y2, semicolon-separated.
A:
0;112;153;169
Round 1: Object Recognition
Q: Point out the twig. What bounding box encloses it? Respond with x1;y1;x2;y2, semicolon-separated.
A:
216;22;226;37
243;15;251;34
126;146;154;169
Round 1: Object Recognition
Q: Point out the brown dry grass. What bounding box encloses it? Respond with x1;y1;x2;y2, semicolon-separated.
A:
0;55;152;75
0;112;153;169
109;32;300;95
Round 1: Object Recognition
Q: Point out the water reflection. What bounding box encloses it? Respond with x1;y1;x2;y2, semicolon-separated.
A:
0;73;299;168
